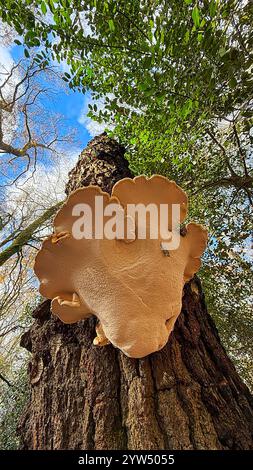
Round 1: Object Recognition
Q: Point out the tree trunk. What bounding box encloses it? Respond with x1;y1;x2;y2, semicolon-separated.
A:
18;134;253;450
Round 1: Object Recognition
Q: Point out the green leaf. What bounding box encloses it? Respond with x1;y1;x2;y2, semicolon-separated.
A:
41;1;47;15
108;19;115;32
229;77;237;89
209;0;217;17
143;56;152;69
219;47;227;57
160;28;165;45
184;0;193;4
14;39;22;46
139;82;149;92
86;66;93;78
24;48;30;58
183;30;190;44
192;6;200;28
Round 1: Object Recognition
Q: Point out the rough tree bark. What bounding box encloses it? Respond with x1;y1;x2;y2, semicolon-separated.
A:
18;134;253;450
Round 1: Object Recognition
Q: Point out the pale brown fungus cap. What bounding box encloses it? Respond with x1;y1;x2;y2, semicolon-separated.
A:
34;175;208;358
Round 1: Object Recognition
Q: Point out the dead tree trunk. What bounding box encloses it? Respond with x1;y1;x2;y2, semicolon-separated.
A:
19;134;253;450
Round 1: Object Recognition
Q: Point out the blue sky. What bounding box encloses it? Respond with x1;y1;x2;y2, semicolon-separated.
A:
11;43;92;150
0;36;109;190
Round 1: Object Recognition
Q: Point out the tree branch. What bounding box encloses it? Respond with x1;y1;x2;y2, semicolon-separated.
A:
206;128;238;177
232;123;249;177
0;372;12;387
0;201;62;267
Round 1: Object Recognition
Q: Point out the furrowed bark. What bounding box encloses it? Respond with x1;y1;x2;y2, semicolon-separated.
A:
18;134;253;450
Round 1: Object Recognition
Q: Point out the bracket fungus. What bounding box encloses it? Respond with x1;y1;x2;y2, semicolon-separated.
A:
34;175;208;358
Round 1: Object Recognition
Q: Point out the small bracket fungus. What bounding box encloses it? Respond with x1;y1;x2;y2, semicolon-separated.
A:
51;231;70;244
34;175;208;358
93;322;111;347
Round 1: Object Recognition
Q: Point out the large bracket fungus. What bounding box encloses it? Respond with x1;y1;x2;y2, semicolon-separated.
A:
34;175;208;358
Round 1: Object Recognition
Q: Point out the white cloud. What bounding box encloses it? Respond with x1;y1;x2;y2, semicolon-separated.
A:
78;89;143;137
0;41;19;102
78;11;96;38
0;44;13;70
0;21;21;144
0;147;80;249
0;18;17;48
3;147;80;226
78;92;115;137
0;19;18;74
0;53;19;144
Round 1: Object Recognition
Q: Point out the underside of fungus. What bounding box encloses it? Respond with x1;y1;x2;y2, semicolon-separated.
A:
34;175;208;358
